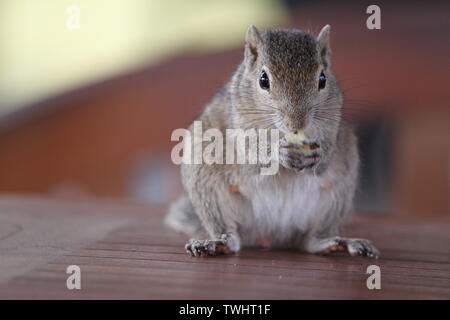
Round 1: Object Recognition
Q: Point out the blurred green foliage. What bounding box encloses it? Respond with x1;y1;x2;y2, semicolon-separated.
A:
0;0;285;115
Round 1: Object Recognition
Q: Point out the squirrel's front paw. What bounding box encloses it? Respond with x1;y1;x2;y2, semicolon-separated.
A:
279;139;321;172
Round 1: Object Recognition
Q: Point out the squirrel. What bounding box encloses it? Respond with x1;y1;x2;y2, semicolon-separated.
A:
166;25;380;258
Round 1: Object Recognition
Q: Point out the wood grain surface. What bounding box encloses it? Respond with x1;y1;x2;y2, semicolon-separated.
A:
0;195;449;299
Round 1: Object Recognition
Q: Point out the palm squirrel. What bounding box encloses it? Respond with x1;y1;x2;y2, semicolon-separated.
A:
166;25;379;258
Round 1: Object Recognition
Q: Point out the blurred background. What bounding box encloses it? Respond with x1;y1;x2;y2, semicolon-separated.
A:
0;0;448;217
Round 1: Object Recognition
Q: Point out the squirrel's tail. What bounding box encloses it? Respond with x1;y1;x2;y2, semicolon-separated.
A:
165;193;203;236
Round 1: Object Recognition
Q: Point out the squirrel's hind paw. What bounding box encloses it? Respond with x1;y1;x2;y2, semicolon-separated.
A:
184;235;227;257
344;238;380;259
307;236;380;259
185;233;240;257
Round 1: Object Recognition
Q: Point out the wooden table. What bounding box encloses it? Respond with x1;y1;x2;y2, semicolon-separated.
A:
0;195;449;299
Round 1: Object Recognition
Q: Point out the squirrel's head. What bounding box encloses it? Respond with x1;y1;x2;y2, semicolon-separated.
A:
232;25;343;139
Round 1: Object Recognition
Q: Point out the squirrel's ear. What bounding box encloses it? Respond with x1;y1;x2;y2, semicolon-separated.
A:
317;24;331;68
245;25;262;64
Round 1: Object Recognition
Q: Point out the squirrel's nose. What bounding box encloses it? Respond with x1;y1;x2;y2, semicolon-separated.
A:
281;106;308;132
284;118;306;133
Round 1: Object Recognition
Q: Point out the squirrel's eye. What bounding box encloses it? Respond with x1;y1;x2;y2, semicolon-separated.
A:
318;71;326;90
259;70;270;91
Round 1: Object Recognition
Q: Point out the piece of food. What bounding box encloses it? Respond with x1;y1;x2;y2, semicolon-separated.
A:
284;130;312;151
285;130;307;145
